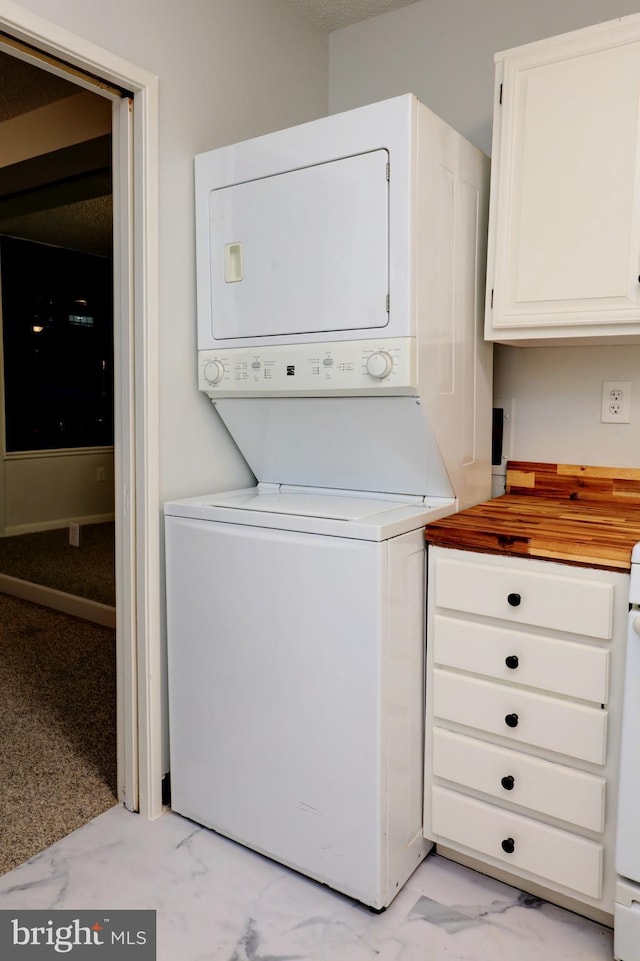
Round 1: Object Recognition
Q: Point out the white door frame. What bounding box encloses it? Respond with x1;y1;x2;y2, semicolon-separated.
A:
0;1;162;818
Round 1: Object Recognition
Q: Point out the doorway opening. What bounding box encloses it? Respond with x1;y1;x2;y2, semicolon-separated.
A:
0;6;162;870
0;50;117;875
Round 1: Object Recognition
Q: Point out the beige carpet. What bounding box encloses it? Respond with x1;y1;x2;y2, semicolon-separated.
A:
0;523;115;607
0;593;117;875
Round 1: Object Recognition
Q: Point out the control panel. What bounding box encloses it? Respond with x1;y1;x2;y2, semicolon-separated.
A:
198;338;417;397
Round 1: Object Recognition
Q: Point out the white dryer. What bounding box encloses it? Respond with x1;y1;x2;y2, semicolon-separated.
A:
195;93;493;511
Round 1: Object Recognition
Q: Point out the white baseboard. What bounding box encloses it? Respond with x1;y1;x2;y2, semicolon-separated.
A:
0;574;116;628
3;513;116;537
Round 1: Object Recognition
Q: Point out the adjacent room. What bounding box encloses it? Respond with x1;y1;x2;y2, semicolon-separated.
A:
0;49;117;873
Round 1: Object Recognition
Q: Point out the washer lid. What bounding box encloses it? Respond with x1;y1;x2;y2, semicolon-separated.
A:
164;486;457;541
198;486;418;521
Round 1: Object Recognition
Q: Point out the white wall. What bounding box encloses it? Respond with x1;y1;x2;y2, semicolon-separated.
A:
494;346;640;467
329;0;640;155
330;0;640;471
12;0;329;502
4;450;115;534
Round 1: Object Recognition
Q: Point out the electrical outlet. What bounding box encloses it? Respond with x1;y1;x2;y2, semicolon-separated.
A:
96;466;105;482
601;381;632;423
69;522;80;547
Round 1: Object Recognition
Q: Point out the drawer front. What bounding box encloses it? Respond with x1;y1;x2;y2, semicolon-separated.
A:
432;669;607;764
432;728;606;832
431;786;603;899
434;556;613;639
433;614;610;704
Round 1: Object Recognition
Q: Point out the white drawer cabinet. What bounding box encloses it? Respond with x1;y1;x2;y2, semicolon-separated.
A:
484;13;640;344
435;555;614;638
424;547;629;922
432;729;605;833
433;668;608;764
431;787;604;900
433;615;610;703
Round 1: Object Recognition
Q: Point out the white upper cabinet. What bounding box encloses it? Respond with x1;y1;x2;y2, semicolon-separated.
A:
485;15;640;344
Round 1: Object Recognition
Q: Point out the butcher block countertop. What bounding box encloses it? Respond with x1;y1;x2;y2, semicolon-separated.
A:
424;462;640;572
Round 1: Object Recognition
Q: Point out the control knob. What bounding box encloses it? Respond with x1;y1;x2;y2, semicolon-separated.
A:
633;615;640;636
203;359;225;385
365;350;393;379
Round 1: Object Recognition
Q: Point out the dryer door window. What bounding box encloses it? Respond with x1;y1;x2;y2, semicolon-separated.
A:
208;149;389;341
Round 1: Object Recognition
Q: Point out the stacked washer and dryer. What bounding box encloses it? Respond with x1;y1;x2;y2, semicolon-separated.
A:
165;95;492;910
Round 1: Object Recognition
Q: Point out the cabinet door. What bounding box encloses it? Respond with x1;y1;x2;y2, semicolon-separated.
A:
487;26;640;340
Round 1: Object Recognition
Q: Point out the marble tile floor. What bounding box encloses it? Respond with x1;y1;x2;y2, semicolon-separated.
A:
0;805;614;961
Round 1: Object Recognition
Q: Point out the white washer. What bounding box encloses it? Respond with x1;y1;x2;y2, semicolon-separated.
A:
165;487;454;910
615;543;640;959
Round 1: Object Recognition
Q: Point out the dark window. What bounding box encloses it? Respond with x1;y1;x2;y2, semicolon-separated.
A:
1;236;113;452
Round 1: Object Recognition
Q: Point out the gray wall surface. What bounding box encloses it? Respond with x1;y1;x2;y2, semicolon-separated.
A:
329;0;640;155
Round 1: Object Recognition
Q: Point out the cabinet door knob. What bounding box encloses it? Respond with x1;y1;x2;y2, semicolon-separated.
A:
501;775;515;790
501;837;515;854
505;655;519;669
507;593;521;607
505;713;519;728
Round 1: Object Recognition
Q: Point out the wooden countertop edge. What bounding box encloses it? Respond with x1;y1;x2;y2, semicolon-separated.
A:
423;533;630;573
423;492;640;572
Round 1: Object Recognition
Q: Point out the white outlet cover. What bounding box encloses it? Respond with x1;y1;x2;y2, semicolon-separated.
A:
601;380;632;423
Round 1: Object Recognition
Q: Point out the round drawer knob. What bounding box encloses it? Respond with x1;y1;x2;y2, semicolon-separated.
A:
507;593;521;607
505;713;519;728
501;775;515;791
501;837;515;854
505;655;519;670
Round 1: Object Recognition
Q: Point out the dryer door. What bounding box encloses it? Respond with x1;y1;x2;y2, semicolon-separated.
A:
207;149;389;344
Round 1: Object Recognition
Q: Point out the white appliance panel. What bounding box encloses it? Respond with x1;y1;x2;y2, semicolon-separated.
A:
198;337;416;397
208;150;389;342
165;515;429;908
214;396;454;499
616;879;640;961
615;546;640;961
616;618;640;882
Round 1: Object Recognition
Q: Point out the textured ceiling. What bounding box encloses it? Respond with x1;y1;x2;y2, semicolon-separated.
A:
0;194;112;258
0;50;111;256
287;0;421;32
0;50;77;122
